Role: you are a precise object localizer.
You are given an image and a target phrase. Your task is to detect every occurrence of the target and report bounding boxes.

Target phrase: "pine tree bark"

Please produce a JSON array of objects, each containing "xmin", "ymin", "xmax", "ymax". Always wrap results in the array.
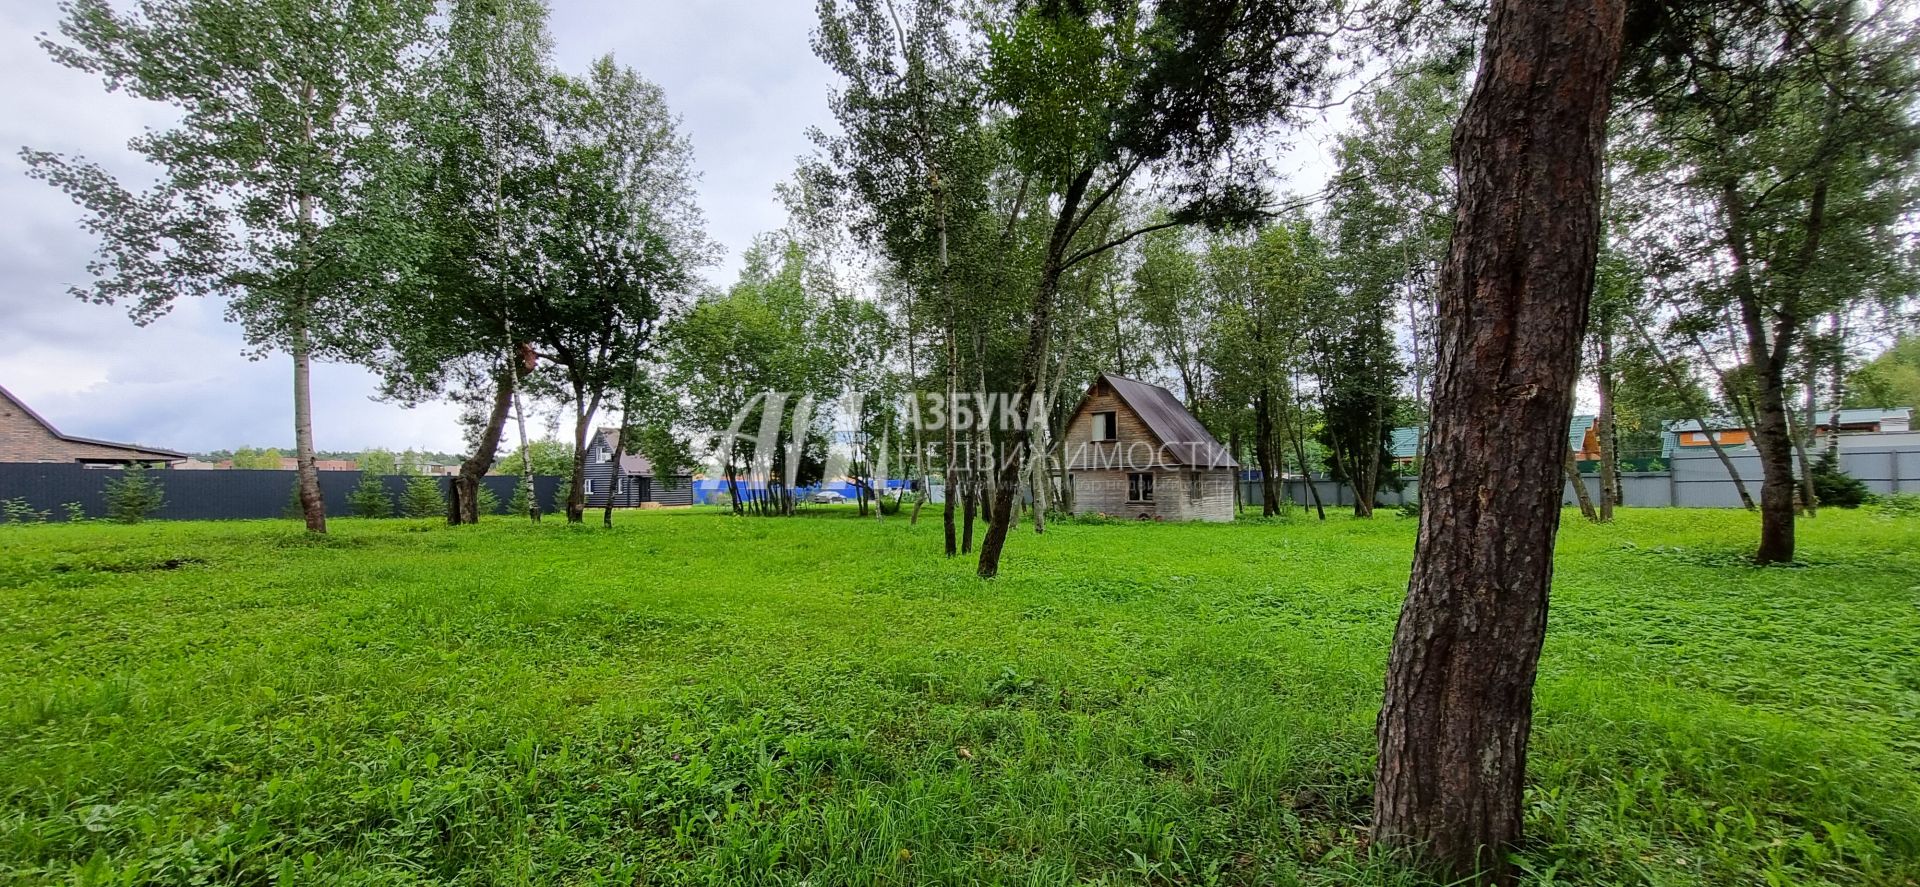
[{"xmin": 1372, "ymin": 0, "xmax": 1627, "ymax": 881}]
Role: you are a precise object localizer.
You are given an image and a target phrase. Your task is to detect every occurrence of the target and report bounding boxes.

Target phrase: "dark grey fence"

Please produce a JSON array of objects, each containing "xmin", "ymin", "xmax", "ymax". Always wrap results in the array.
[{"xmin": 0, "ymin": 464, "xmax": 563, "ymax": 522}]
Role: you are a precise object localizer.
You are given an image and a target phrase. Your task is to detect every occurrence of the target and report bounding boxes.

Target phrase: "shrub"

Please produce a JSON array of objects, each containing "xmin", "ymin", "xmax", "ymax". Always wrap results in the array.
[
  {"xmin": 348, "ymin": 475, "xmax": 392, "ymax": 518},
  {"xmin": 2, "ymin": 498, "xmax": 48, "ymax": 524},
  {"xmin": 62, "ymin": 502, "xmax": 88, "ymax": 522},
  {"xmin": 473, "ymin": 484, "xmax": 502, "ymax": 516},
  {"xmin": 1811, "ymin": 451, "xmax": 1869, "ymax": 509},
  {"xmin": 103, "ymin": 462, "xmax": 165, "ymax": 523},
  {"xmin": 400, "ymin": 476, "xmax": 445, "ymax": 518},
  {"xmin": 550, "ymin": 478, "xmax": 572, "ymax": 514},
  {"xmin": 1869, "ymin": 492, "xmax": 1920, "ymax": 518},
  {"xmin": 508, "ymin": 482, "xmax": 534, "ymax": 519}
]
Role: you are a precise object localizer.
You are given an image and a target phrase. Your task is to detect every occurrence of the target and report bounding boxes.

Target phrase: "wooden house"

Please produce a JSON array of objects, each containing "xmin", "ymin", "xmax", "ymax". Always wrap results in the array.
[
  {"xmin": 581, "ymin": 428, "xmax": 695, "ymax": 508},
  {"xmin": 1060, "ymin": 373, "xmax": 1237, "ymax": 521}
]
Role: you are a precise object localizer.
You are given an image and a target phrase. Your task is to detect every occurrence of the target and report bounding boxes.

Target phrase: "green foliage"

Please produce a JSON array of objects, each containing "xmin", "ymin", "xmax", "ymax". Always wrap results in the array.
[
  {"xmin": 61, "ymin": 503, "xmax": 88, "ymax": 523},
  {"xmin": 473, "ymin": 484, "xmax": 502, "ymax": 517},
  {"xmin": 0, "ymin": 510, "xmax": 1914, "ymax": 883},
  {"xmin": 400, "ymin": 476, "xmax": 445, "ymax": 518},
  {"xmin": 503, "ymin": 440, "xmax": 575, "ymax": 478},
  {"xmin": 1811, "ymin": 451, "xmax": 1870, "ymax": 509},
  {"xmin": 1869, "ymin": 492, "xmax": 1920, "ymax": 517},
  {"xmin": 358, "ymin": 448, "xmax": 401, "ymax": 476},
  {"xmin": 1847, "ymin": 335, "xmax": 1920, "ymax": 411},
  {"xmin": 283, "ymin": 481, "xmax": 305, "ymax": 520},
  {"xmin": 549, "ymin": 477, "xmax": 572, "ymax": 514},
  {"xmin": 662, "ymin": 238, "xmax": 838, "ymax": 509},
  {"xmin": 1, "ymin": 499, "xmax": 48, "ymax": 524},
  {"xmin": 507, "ymin": 482, "xmax": 535, "ymax": 519},
  {"xmin": 348, "ymin": 475, "xmax": 393, "ymax": 519},
  {"xmin": 102, "ymin": 463, "xmax": 165, "ymax": 524},
  {"xmin": 230, "ymin": 447, "xmax": 284, "ymax": 470}
]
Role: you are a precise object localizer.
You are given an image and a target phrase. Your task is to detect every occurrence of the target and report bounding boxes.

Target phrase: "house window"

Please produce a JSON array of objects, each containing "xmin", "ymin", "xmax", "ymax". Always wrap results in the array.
[
  {"xmin": 617, "ymin": 476, "xmax": 628, "ymax": 494},
  {"xmin": 1093, "ymin": 411, "xmax": 1118, "ymax": 441},
  {"xmin": 1128, "ymin": 472, "xmax": 1154, "ymax": 503},
  {"xmin": 596, "ymin": 446, "xmax": 611, "ymax": 463},
  {"xmin": 583, "ymin": 478, "xmax": 594, "ymax": 494}
]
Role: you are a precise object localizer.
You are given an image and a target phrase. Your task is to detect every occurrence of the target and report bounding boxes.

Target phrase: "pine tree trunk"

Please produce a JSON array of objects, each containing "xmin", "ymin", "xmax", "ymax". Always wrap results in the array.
[
  {"xmin": 1372, "ymin": 0, "xmax": 1627, "ymax": 880},
  {"xmin": 451, "ymin": 364, "xmax": 515, "ymax": 525}
]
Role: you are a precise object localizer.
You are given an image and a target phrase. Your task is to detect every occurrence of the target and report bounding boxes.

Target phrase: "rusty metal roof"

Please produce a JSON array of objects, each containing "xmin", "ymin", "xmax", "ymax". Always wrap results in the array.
[{"xmin": 1091, "ymin": 373, "xmax": 1238, "ymax": 469}]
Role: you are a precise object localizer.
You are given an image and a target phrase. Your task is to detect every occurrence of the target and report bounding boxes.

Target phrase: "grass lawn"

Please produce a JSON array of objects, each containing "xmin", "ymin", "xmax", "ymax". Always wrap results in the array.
[{"xmin": 1, "ymin": 507, "xmax": 1916, "ymax": 885}]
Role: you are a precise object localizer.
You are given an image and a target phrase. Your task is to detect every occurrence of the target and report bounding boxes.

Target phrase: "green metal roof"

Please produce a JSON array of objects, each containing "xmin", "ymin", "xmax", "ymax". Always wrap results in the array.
[{"xmin": 1390, "ymin": 416, "xmax": 1596, "ymax": 461}]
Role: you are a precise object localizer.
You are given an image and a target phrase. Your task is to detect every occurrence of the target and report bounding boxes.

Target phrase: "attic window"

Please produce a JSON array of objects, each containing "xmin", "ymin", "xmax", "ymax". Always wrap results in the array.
[
  {"xmin": 597, "ymin": 446, "xmax": 612, "ymax": 463},
  {"xmin": 1128, "ymin": 472, "xmax": 1154, "ymax": 503},
  {"xmin": 1093, "ymin": 411, "xmax": 1117, "ymax": 441}
]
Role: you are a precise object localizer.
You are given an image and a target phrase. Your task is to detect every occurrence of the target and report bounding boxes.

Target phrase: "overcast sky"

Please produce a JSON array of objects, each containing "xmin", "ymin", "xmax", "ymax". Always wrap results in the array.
[{"xmin": 0, "ymin": 1, "xmax": 1343, "ymax": 455}]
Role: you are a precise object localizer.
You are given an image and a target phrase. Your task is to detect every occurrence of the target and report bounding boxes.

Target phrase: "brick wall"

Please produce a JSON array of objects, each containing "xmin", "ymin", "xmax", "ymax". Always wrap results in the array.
[{"xmin": 0, "ymin": 393, "xmax": 169, "ymax": 463}]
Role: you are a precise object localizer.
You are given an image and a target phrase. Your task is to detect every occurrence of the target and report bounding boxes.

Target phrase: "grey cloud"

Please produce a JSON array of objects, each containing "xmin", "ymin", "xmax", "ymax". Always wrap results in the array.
[{"xmin": 0, "ymin": 0, "xmax": 829, "ymax": 454}]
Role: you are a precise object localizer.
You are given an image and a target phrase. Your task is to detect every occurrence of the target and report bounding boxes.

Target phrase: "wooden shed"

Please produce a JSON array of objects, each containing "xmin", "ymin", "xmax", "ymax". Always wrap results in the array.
[{"xmin": 1060, "ymin": 373, "xmax": 1238, "ymax": 522}]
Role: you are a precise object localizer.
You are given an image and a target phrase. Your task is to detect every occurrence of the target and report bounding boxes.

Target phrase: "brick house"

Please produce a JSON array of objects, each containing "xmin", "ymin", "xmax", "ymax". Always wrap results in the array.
[
  {"xmin": 0, "ymin": 383, "xmax": 186, "ymax": 466},
  {"xmin": 1060, "ymin": 373, "xmax": 1237, "ymax": 522}
]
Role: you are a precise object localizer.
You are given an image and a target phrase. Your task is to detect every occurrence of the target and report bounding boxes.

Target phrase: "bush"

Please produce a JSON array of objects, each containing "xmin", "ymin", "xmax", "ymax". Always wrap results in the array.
[
  {"xmin": 2, "ymin": 498, "xmax": 48, "ymax": 524},
  {"xmin": 1811, "ymin": 451, "xmax": 1869, "ymax": 509},
  {"xmin": 550, "ymin": 478, "xmax": 572, "ymax": 514},
  {"xmin": 1868, "ymin": 492, "xmax": 1920, "ymax": 518},
  {"xmin": 508, "ymin": 482, "xmax": 534, "ymax": 519},
  {"xmin": 62, "ymin": 502, "xmax": 88, "ymax": 522},
  {"xmin": 103, "ymin": 462, "xmax": 165, "ymax": 523},
  {"xmin": 348, "ymin": 475, "xmax": 392, "ymax": 518},
  {"xmin": 401, "ymin": 476, "xmax": 445, "ymax": 518}
]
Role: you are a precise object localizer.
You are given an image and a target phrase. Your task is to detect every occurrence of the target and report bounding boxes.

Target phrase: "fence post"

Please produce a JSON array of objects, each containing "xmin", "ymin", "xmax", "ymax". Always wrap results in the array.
[
  {"xmin": 1894, "ymin": 451, "xmax": 1902, "ymax": 494},
  {"xmin": 1667, "ymin": 463, "xmax": 1677, "ymax": 507}
]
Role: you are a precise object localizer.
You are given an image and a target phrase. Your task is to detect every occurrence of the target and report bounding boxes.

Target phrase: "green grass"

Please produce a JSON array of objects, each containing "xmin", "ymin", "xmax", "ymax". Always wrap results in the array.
[{"xmin": 1, "ymin": 507, "xmax": 1916, "ymax": 885}]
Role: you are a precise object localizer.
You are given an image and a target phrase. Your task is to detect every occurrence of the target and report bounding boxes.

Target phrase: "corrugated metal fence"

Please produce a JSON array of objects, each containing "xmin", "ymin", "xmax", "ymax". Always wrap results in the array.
[
  {"xmin": 1239, "ymin": 438, "xmax": 1920, "ymax": 510},
  {"xmin": 0, "ymin": 464, "xmax": 564, "ymax": 522}
]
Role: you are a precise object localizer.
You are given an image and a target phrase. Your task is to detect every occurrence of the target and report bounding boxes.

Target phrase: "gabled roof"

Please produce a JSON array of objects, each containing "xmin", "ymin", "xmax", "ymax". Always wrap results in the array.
[
  {"xmin": 1567, "ymin": 414, "xmax": 1597, "ymax": 451},
  {"xmin": 1664, "ymin": 407, "xmax": 1912, "ymax": 434},
  {"xmin": 1077, "ymin": 373, "xmax": 1237, "ymax": 468},
  {"xmin": 1389, "ymin": 426, "xmax": 1424, "ymax": 459},
  {"xmin": 590, "ymin": 427, "xmax": 655, "ymax": 475},
  {"xmin": 0, "ymin": 382, "xmax": 187, "ymax": 460}
]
